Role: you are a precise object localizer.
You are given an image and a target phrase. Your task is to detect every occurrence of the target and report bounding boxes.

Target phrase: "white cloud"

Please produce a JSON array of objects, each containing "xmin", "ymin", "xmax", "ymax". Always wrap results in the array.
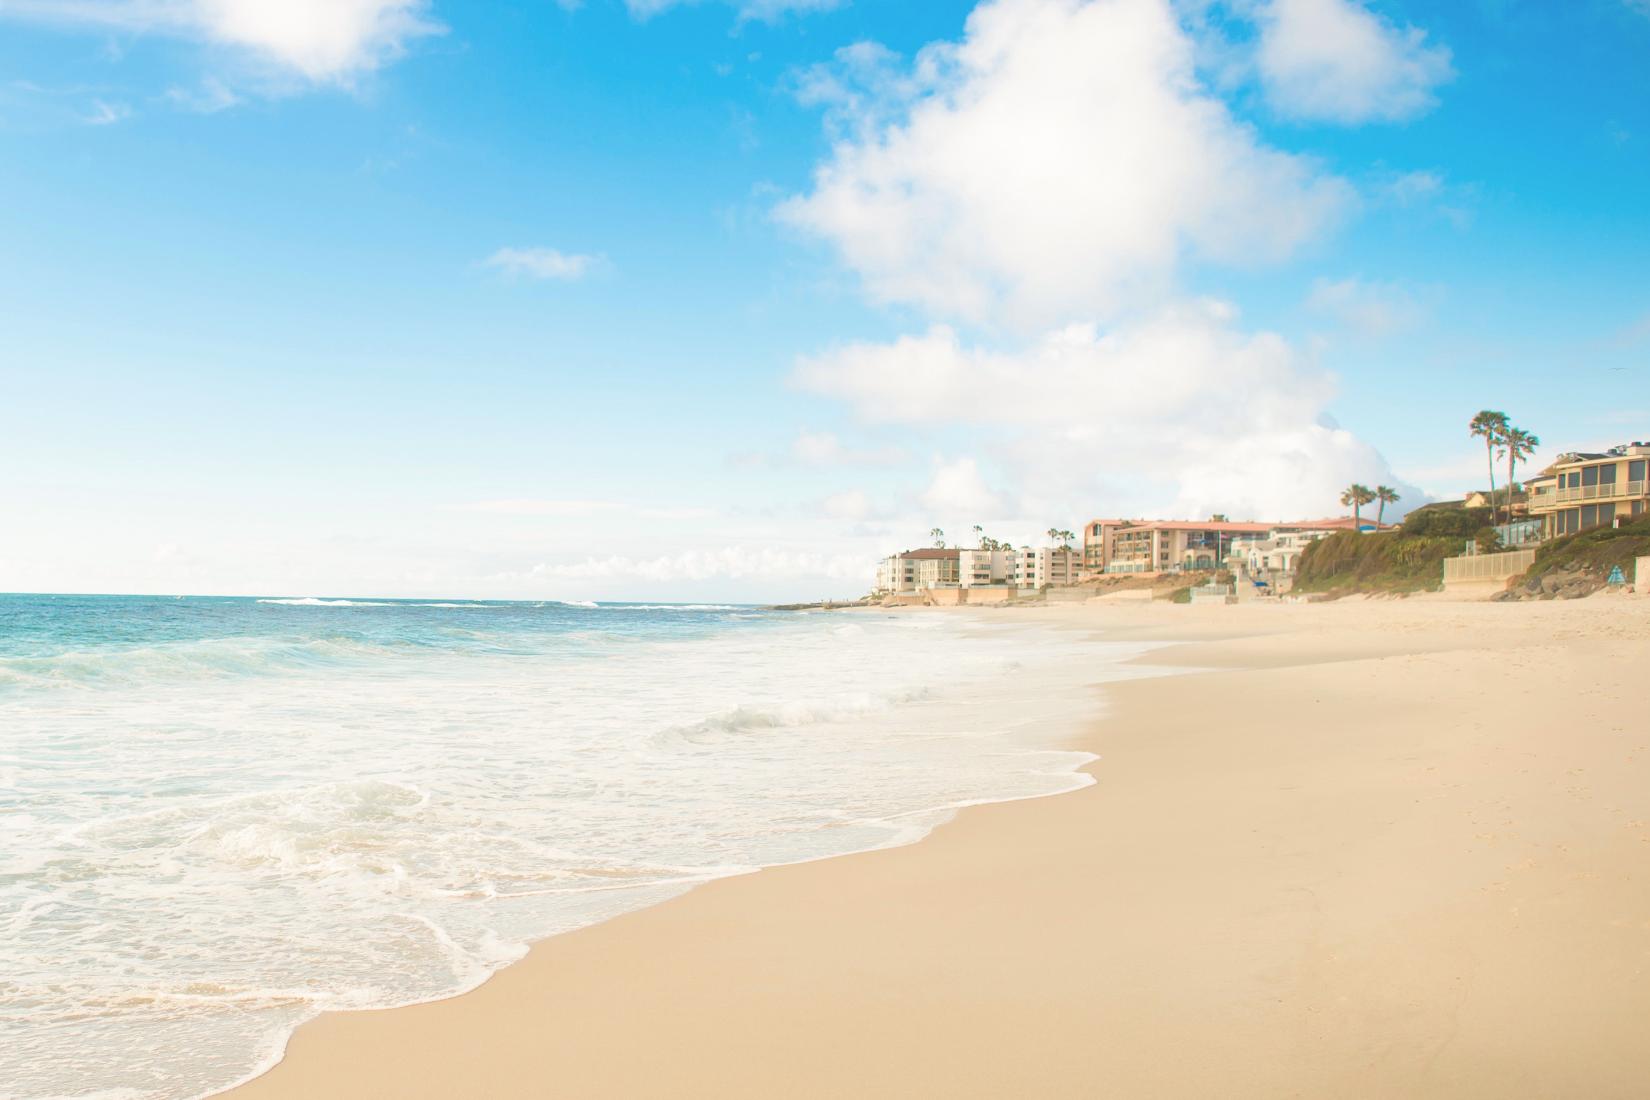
[
  {"xmin": 796, "ymin": 301, "xmax": 1407, "ymax": 521},
  {"xmin": 522, "ymin": 546, "xmax": 866, "ymax": 583},
  {"xmin": 922, "ymin": 457, "xmax": 1004, "ymax": 516},
  {"xmin": 467, "ymin": 499, "xmax": 717, "ymax": 522},
  {"xmin": 624, "ymin": 0, "xmax": 844, "ymax": 21},
  {"xmin": 1370, "ymin": 166, "xmax": 1473, "ymax": 229},
  {"xmin": 778, "ymin": 0, "xmax": 1351, "ymax": 328},
  {"xmin": 637, "ymin": 505, "xmax": 720, "ymax": 521},
  {"xmin": 730, "ymin": 429, "xmax": 908, "ymax": 469},
  {"xmin": 483, "ymin": 247, "xmax": 603, "ymax": 281},
  {"xmin": 1306, "ymin": 276, "xmax": 1423, "ymax": 337},
  {"xmin": 1608, "ymin": 312, "xmax": 1650, "ymax": 350},
  {"xmin": 162, "ymin": 76, "xmax": 241, "ymax": 113},
  {"xmin": 797, "ymin": 301, "xmax": 1323, "ymax": 429},
  {"xmin": 1378, "ymin": 168, "xmax": 1443, "ymax": 204},
  {"xmin": 776, "ymin": 0, "xmax": 1419, "ymax": 526},
  {"xmin": 469, "ymin": 499, "xmax": 625, "ymax": 517},
  {"xmin": 1253, "ymin": 0, "xmax": 1452, "ymax": 123},
  {"xmin": 790, "ymin": 430, "xmax": 906, "ymax": 466},
  {"xmin": 793, "ymin": 429, "xmax": 851, "ymax": 464},
  {"xmin": 1, "ymin": 0, "xmax": 442, "ymax": 84},
  {"xmin": 822, "ymin": 489, "xmax": 872, "ymax": 519},
  {"xmin": 82, "ymin": 98, "xmax": 132, "ymax": 125}
]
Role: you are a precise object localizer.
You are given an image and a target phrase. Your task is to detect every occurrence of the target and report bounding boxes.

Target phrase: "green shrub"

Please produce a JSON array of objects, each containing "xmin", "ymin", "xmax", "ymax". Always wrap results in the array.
[
  {"xmin": 1294, "ymin": 530, "xmax": 1458, "ymax": 596},
  {"xmin": 1402, "ymin": 506, "xmax": 1492, "ymax": 538},
  {"xmin": 1522, "ymin": 515, "xmax": 1650, "ymax": 583}
]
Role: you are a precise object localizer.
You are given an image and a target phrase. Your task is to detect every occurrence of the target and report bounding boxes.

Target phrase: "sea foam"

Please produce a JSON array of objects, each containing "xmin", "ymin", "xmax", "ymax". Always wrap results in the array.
[{"xmin": 0, "ymin": 595, "xmax": 1160, "ymax": 1099}]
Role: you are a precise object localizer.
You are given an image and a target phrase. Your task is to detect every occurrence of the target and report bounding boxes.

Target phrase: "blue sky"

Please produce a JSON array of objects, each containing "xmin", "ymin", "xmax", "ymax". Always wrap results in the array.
[{"xmin": 1, "ymin": 0, "xmax": 1647, "ymax": 600}]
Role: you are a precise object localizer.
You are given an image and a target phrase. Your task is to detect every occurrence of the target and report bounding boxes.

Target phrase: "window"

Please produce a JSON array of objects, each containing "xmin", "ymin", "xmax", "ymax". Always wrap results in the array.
[
  {"xmin": 1600, "ymin": 464, "xmax": 1618, "ymax": 486},
  {"xmin": 1582, "ymin": 466, "xmax": 1599, "ymax": 487},
  {"xmin": 1631, "ymin": 460, "xmax": 1646, "ymax": 482},
  {"xmin": 1601, "ymin": 503, "xmax": 1616, "ymax": 527},
  {"xmin": 1581, "ymin": 505, "xmax": 1597, "ymax": 529}
]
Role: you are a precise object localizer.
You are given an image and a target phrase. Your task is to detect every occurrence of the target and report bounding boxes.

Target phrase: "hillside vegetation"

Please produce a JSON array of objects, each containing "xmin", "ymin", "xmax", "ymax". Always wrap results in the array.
[
  {"xmin": 1292, "ymin": 529, "xmax": 1459, "ymax": 596},
  {"xmin": 1293, "ymin": 504, "xmax": 1524, "ymax": 597},
  {"xmin": 1501, "ymin": 515, "xmax": 1650, "ymax": 599}
]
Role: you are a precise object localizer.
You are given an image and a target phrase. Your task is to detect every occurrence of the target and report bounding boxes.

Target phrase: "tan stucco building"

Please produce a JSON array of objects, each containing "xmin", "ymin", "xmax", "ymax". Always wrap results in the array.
[
  {"xmin": 1082, "ymin": 516, "xmax": 1386, "ymax": 576},
  {"xmin": 1013, "ymin": 546, "xmax": 1082, "ymax": 588},
  {"xmin": 874, "ymin": 548, "xmax": 961, "ymax": 594},
  {"xmin": 1528, "ymin": 443, "xmax": 1650, "ymax": 537}
]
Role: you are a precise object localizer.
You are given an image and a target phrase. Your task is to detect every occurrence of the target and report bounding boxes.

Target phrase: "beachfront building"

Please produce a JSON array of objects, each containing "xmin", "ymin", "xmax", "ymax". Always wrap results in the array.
[
  {"xmin": 1082, "ymin": 519, "xmax": 1129, "ymax": 573},
  {"xmin": 1463, "ymin": 487, "xmax": 1530, "ymax": 516},
  {"xmin": 1101, "ymin": 521, "xmax": 1274, "ymax": 573},
  {"xmin": 957, "ymin": 548, "xmax": 1015, "ymax": 588},
  {"xmin": 1528, "ymin": 443, "xmax": 1650, "ymax": 537},
  {"xmin": 874, "ymin": 548, "xmax": 961, "ymax": 594},
  {"xmin": 1083, "ymin": 517, "xmax": 1381, "ymax": 575},
  {"xmin": 1234, "ymin": 529, "xmax": 1332, "ymax": 576},
  {"xmin": 1525, "ymin": 473, "xmax": 1557, "ymax": 516},
  {"xmin": 1013, "ymin": 546, "xmax": 1082, "ymax": 588},
  {"xmin": 876, "ymin": 545, "xmax": 1082, "ymax": 593}
]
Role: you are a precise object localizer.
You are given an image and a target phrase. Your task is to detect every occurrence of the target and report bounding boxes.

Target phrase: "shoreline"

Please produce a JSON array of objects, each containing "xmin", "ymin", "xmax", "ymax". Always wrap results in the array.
[{"xmin": 228, "ymin": 597, "xmax": 1650, "ymax": 1098}]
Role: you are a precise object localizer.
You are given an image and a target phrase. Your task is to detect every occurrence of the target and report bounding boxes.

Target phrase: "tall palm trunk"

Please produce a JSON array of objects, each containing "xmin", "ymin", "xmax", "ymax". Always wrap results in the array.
[
  {"xmin": 1353, "ymin": 500, "xmax": 1361, "ymax": 532},
  {"xmin": 1506, "ymin": 449, "xmax": 1517, "ymax": 529},
  {"xmin": 1484, "ymin": 438, "xmax": 1499, "ymax": 526},
  {"xmin": 1376, "ymin": 499, "xmax": 1386, "ymax": 528}
]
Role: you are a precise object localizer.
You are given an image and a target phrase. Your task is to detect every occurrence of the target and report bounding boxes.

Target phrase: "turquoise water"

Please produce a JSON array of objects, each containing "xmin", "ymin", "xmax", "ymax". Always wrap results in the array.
[{"xmin": 0, "ymin": 594, "xmax": 1120, "ymax": 1098}]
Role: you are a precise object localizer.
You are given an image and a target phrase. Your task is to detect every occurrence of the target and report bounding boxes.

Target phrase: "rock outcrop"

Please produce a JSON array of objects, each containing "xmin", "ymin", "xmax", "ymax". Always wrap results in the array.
[{"xmin": 1496, "ymin": 563, "xmax": 1607, "ymax": 601}]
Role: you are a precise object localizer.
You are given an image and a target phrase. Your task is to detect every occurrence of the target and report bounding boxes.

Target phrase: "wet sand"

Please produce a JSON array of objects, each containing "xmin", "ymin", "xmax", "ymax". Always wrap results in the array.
[{"xmin": 228, "ymin": 596, "xmax": 1650, "ymax": 1099}]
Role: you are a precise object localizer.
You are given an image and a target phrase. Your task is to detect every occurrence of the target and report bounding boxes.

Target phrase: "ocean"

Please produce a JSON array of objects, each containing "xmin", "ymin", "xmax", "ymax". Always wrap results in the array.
[{"xmin": 0, "ymin": 594, "xmax": 1148, "ymax": 1098}]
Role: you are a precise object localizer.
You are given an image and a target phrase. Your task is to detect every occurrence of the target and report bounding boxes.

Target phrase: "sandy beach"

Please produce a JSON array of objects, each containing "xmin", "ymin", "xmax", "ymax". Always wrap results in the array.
[{"xmin": 227, "ymin": 595, "xmax": 1650, "ymax": 1099}]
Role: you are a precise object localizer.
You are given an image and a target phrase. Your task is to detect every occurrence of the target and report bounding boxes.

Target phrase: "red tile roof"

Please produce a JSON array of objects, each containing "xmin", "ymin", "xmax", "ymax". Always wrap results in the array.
[
  {"xmin": 1087, "ymin": 516, "xmax": 1393, "ymax": 535},
  {"xmin": 1109, "ymin": 520, "xmax": 1275, "ymax": 534},
  {"xmin": 1282, "ymin": 517, "xmax": 1394, "ymax": 531}
]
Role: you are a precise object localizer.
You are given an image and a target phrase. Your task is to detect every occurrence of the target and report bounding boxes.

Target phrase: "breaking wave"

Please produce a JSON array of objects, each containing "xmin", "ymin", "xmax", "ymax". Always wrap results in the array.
[
  {"xmin": 0, "ymin": 595, "xmax": 1138, "ymax": 1100},
  {"xmin": 255, "ymin": 598, "xmax": 394, "ymax": 607},
  {"xmin": 608, "ymin": 603, "xmax": 741, "ymax": 612},
  {"xmin": 0, "ymin": 636, "xmax": 407, "ymax": 691}
]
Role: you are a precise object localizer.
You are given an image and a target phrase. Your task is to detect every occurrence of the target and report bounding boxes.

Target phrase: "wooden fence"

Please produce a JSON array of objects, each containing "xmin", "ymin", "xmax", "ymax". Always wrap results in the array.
[{"xmin": 1441, "ymin": 548, "xmax": 1537, "ymax": 585}]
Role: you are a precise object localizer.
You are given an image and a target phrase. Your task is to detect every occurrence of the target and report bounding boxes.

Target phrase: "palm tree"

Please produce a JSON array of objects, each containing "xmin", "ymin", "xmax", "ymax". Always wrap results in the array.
[
  {"xmin": 1341, "ymin": 483, "xmax": 1376, "ymax": 531},
  {"xmin": 1503, "ymin": 427, "xmax": 1539, "ymax": 526},
  {"xmin": 929, "ymin": 527, "xmax": 945, "ymax": 549},
  {"xmin": 1469, "ymin": 410, "xmax": 1509, "ymax": 523},
  {"xmin": 1046, "ymin": 527, "xmax": 1061, "ymax": 546},
  {"xmin": 1374, "ymin": 485, "xmax": 1400, "ymax": 528}
]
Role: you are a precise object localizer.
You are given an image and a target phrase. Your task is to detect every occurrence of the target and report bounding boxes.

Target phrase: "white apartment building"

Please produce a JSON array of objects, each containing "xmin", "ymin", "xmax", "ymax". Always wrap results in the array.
[
  {"xmin": 1013, "ymin": 546, "xmax": 1082, "ymax": 588},
  {"xmin": 1232, "ymin": 530, "xmax": 1331, "ymax": 576},
  {"xmin": 874, "ymin": 548, "xmax": 962, "ymax": 594},
  {"xmin": 877, "ymin": 545, "xmax": 1082, "ymax": 593},
  {"xmin": 874, "ymin": 555, "xmax": 906, "ymax": 594},
  {"xmin": 956, "ymin": 548, "xmax": 1012, "ymax": 587}
]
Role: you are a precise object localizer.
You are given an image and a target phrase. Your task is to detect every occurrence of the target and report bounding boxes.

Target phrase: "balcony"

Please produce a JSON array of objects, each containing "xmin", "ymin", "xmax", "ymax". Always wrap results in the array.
[{"xmin": 1553, "ymin": 479, "xmax": 1646, "ymax": 504}]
